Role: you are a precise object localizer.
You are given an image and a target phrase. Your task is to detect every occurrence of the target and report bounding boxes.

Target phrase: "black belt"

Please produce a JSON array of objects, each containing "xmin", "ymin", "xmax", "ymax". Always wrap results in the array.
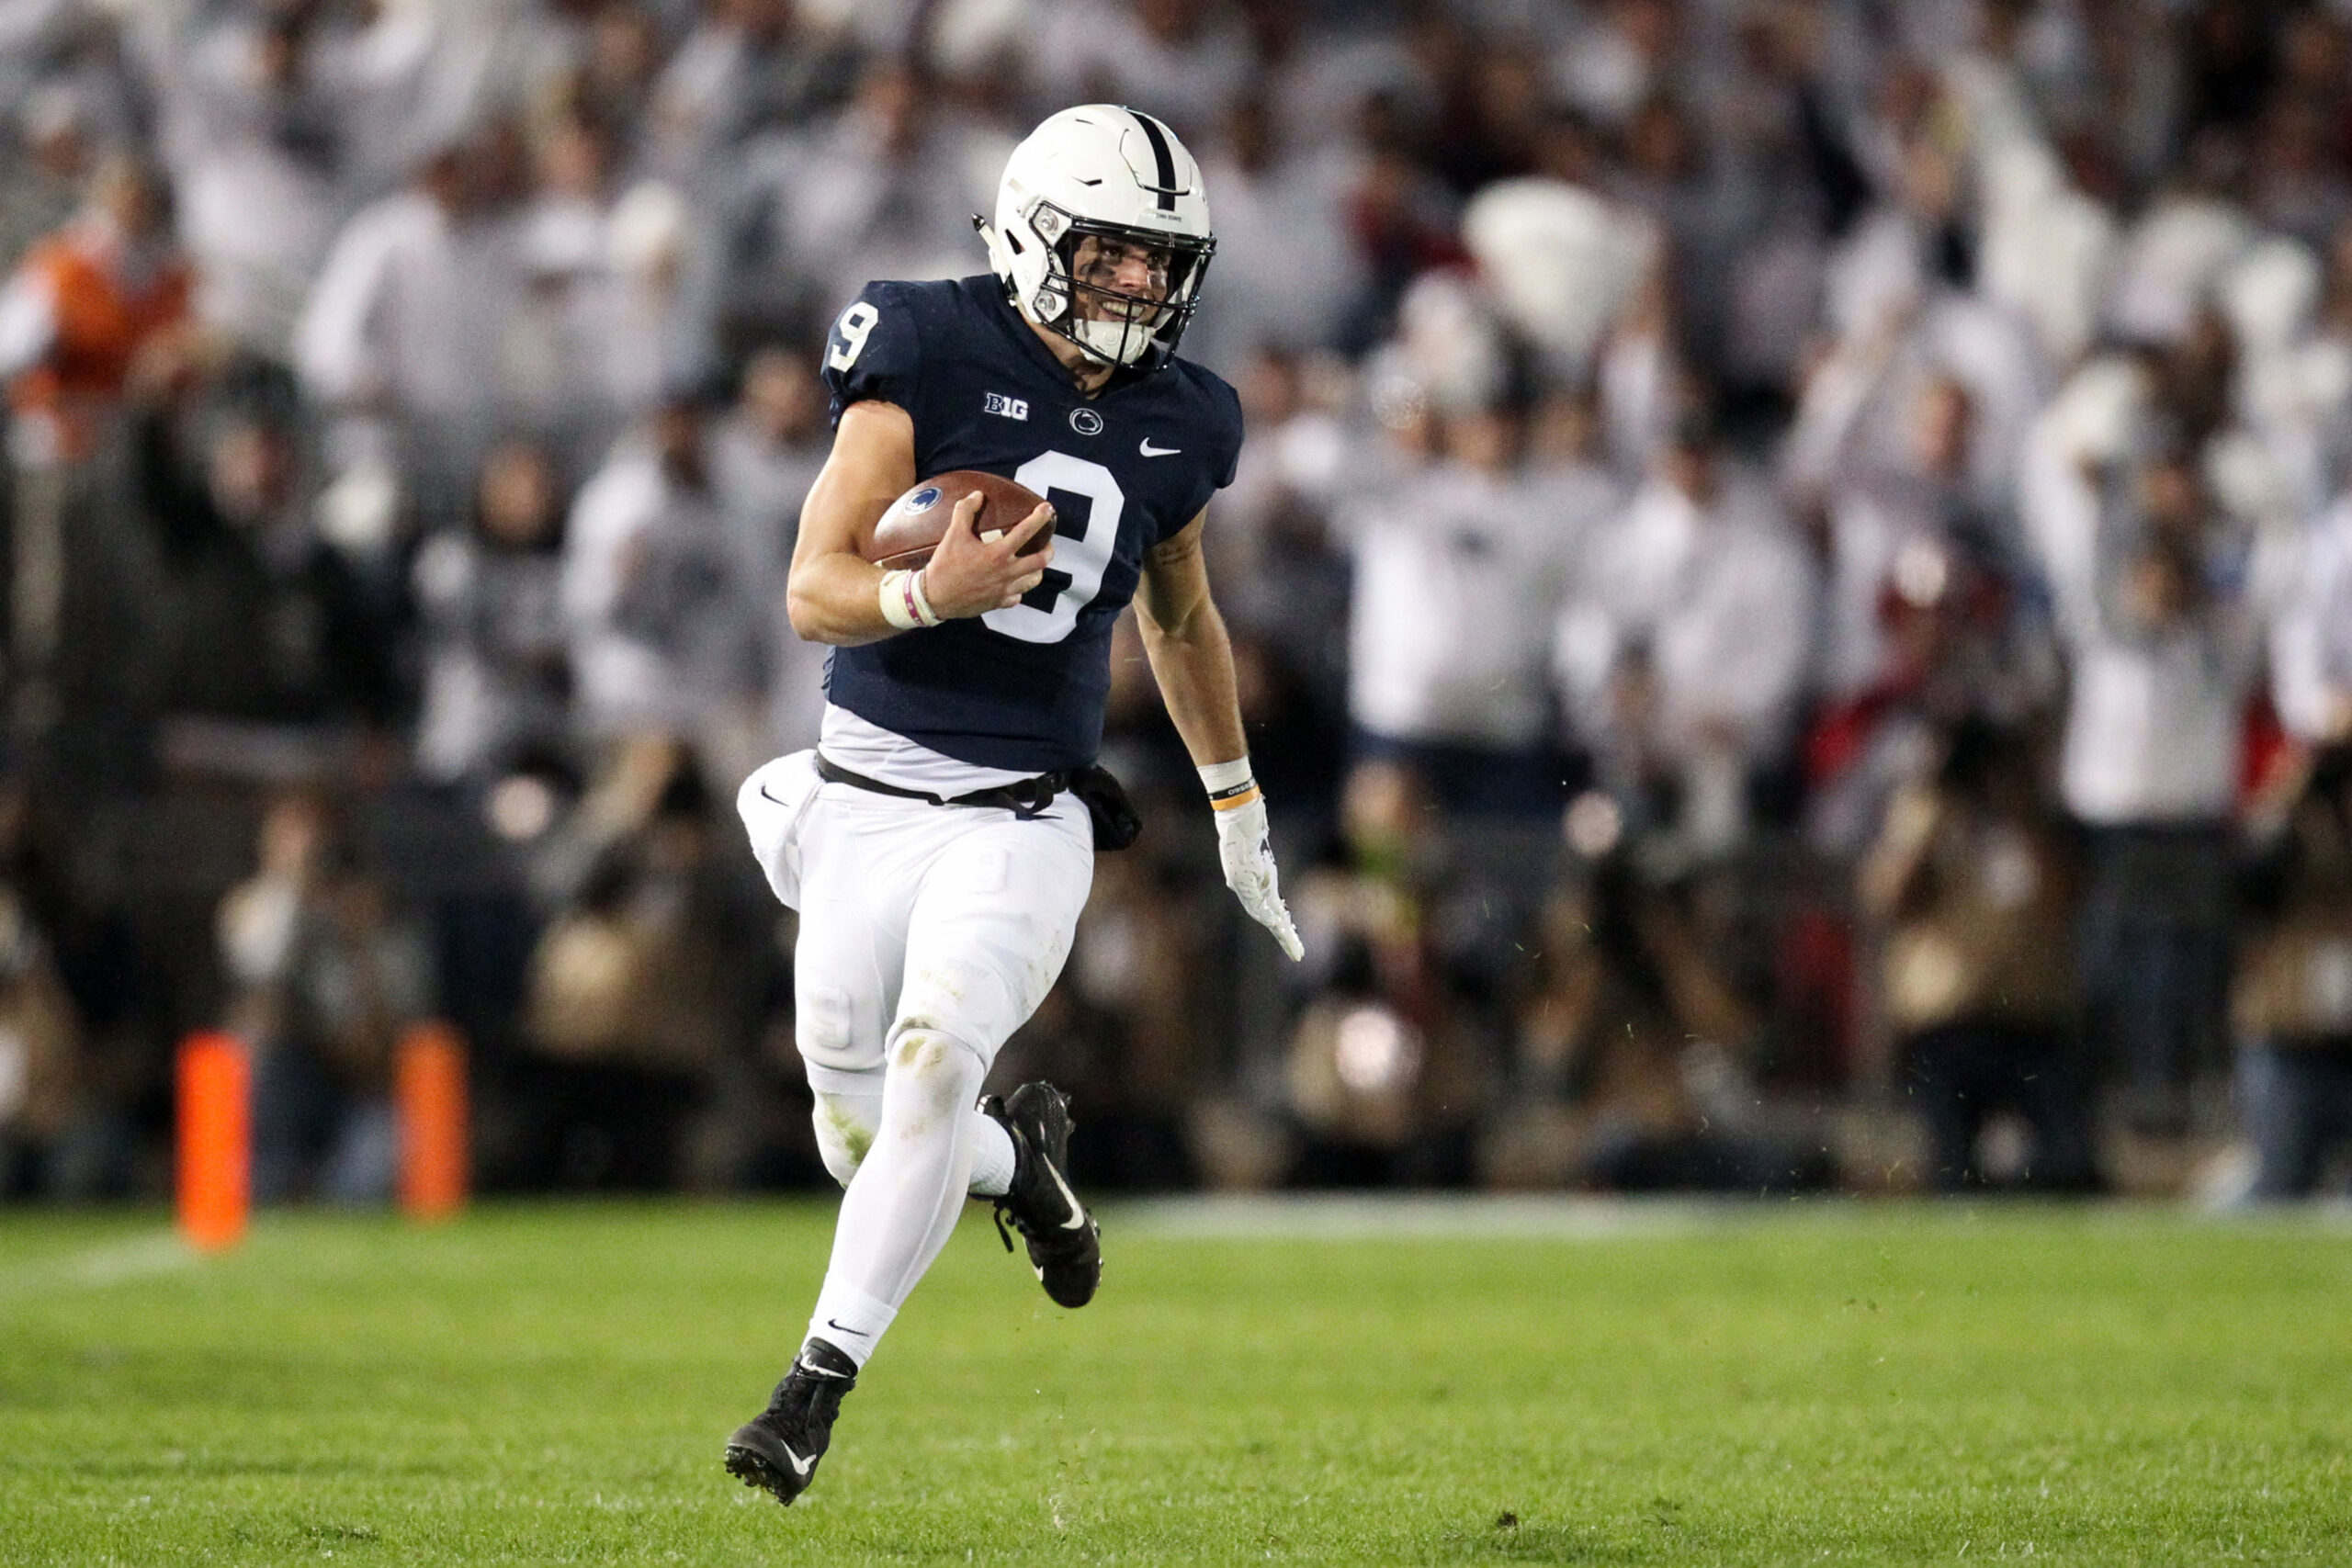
[{"xmin": 815, "ymin": 753, "xmax": 1069, "ymax": 818}]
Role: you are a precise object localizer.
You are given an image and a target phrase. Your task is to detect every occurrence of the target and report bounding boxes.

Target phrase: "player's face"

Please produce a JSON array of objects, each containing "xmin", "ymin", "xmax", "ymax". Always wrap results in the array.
[{"xmin": 1069, "ymin": 234, "xmax": 1173, "ymax": 323}]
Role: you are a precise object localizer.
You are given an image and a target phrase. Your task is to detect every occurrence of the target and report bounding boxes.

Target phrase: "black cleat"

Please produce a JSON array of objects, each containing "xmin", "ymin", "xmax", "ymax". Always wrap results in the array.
[
  {"xmin": 980, "ymin": 1082, "xmax": 1102, "ymax": 1308},
  {"xmin": 723, "ymin": 1338, "xmax": 857, "ymax": 1506}
]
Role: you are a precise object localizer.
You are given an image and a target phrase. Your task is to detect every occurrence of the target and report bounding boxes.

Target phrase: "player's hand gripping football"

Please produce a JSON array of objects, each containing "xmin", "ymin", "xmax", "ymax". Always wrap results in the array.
[
  {"xmin": 1214, "ymin": 795, "xmax": 1305, "ymax": 961},
  {"xmin": 920, "ymin": 491, "xmax": 1056, "ymax": 618}
]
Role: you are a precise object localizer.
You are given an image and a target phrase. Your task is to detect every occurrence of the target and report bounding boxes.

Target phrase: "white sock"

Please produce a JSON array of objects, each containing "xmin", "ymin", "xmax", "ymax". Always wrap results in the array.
[
  {"xmin": 808, "ymin": 1026, "xmax": 989, "ymax": 1362},
  {"xmin": 805, "ymin": 1283, "xmax": 896, "ymax": 1370},
  {"xmin": 967, "ymin": 1107, "xmax": 1015, "ymax": 1198}
]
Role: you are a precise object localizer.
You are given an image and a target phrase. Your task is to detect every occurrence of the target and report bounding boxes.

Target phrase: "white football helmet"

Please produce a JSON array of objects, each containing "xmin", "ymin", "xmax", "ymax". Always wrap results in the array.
[{"xmin": 978, "ymin": 105, "xmax": 1216, "ymax": 368}]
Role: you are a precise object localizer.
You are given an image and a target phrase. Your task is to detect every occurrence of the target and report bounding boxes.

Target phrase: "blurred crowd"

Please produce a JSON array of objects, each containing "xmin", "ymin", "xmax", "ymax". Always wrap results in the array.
[{"xmin": 3, "ymin": 0, "xmax": 2352, "ymax": 1206}]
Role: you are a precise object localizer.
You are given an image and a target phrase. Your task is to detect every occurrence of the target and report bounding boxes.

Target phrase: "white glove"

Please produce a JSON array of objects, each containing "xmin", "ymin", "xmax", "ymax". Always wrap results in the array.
[{"xmin": 1202, "ymin": 761, "xmax": 1304, "ymax": 961}]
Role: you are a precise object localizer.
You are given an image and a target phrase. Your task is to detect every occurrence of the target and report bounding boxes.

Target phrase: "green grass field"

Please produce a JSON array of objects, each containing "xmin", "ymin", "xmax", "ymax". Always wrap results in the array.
[{"xmin": 2, "ymin": 1199, "xmax": 2347, "ymax": 1565}]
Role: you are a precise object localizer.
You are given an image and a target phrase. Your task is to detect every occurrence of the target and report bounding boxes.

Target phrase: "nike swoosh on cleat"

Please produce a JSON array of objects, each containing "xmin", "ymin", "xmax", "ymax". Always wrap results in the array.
[
  {"xmin": 781, "ymin": 1445, "xmax": 816, "ymax": 1478},
  {"xmin": 1138, "ymin": 438, "xmax": 1182, "ymax": 457},
  {"xmin": 1043, "ymin": 1157, "xmax": 1090, "ymax": 1229}
]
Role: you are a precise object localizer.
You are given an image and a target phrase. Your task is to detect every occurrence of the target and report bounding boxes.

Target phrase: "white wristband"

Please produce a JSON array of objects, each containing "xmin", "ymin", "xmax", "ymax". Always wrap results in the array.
[
  {"xmin": 878, "ymin": 568, "xmax": 941, "ymax": 631},
  {"xmin": 1198, "ymin": 757, "xmax": 1260, "ymax": 812},
  {"xmin": 1197, "ymin": 758, "xmax": 1253, "ymax": 793}
]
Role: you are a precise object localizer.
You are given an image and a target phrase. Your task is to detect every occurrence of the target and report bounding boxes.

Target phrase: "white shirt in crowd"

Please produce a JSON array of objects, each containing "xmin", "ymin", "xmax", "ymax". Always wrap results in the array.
[
  {"xmin": 2020, "ymin": 356, "xmax": 2279, "ymax": 824},
  {"xmin": 1186, "ymin": 141, "xmax": 1367, "ymax": 378},
  {"xmin": 150, "ymin": 18, "xmax": 347, "ymax": 361},
  {"xmin": 1341, "ymin": 456, "xmax": 1595, "ymax": 752},
  {"xmin": 733, "ymin": 105, "xmax": 1007, "ymax": 324},
  {"xmin": 296, "ymin": 188, "xmax": 524, "ymax": 424},
  {"xmin": 2272, "ymin": 495, "xmax": 2352, "ymax": 744},
  {"xmin": 709, "ymin": 412, "xmax": 828, "ymax": 755},
  {"xmin": 2039, "ymin": 502, "xmax": 2263, "ymax": 827},
  {"xmin": 2059, "ymin": 618, "xmax": 2262, "ymax": 827},
  {"xmin": 1818, "ymin": 469, "xmax": 1990, "ymax": 701},
  {"xmin": 1556, "ymin": 468, "xmax": 1817, "ymax": 765},
  {"xmin": 560, "ymin": 445, "xmax": 762, "ymax": 739}
]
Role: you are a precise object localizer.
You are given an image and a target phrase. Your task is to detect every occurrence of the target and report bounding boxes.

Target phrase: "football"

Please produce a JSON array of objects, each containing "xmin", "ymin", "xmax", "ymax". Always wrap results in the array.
[{"xmin": 867, "ymin": 469, "xmax": 1054, "ymax": 570}]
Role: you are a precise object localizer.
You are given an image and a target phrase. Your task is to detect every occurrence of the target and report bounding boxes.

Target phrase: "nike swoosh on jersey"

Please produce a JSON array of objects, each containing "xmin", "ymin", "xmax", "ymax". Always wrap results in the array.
[
  {"xmin": 1138, "ymin": 438, "xmax": 1182, "ymax": 457},
  {"xmin": 1044, "ymin": 1156, "xmax": 1090, "ymax": 1229}
]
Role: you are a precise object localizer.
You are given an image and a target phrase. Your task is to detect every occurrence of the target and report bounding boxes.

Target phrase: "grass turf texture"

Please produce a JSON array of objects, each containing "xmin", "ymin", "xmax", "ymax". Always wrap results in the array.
[{"xmin": 1, "ymin": 1202, "xmax": 2347, "ymax": 1564}]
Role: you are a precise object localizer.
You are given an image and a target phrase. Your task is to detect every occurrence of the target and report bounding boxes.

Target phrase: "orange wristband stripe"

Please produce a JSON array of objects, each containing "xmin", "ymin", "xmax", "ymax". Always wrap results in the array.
[{"xmin": 1209, "ymin": 784, "xmax": 1262, "ymax": 811}]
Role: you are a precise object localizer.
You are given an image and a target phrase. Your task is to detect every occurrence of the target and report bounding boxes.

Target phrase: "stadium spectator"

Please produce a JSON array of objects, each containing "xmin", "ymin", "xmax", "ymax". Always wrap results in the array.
[
  {"xmin": 134, "ymin": 389, "xmax": 397, "ymax": 733},
  {"xmin": 2272, "ymin": 479, "xmax": 2352, "ymax": 750},
  {"xmin": 1, "ymin": 152, "xmax": 193, "ymax": 726},
  {"xmin": 1556, "ymin": 403, "xmax": 1815, "ymax": 857},
  {"xmin": 1487, "ymin": 826, "xmax": 1830, "ymax": 1193},
  {"xmin": 296, "ymin": 130, "xmax": 528, "ymax": 527},
  {"xmin": 514, "ymin": 109, "xmax": 717, "ymax": 465},
  {"xmin": 1804, "ymin": 377, "xmax": 2057, "ymax": 854},
  {"xmin": 149, "ymin": 3, "xmax": 350, "ymax": 365},
  {"xmin": 2232, "ymin": 747, "xmax": 2352, "ymax": 1199},
  {"xmin": 1285, "ymin": 761, "xmax": 1489, "ymax": 1186},
  {"xmin": 560, "ymin": 387, "xmax": 765, "ymax": 786},
  {"xmin": 0, "ymin": 84, "xmax": 96, "ymax": 276},
  {"xmin": 1183, "ymin": 87, "xmax": 1366, "ymax": 377},
  {"xmin": 0, "ymin": 770, "xmax": 143, "ymax": 1200},
  {"xmin": 220, "ymin": 791, "xmax": 433, "ymax": 1205},
  {"xmin": 1210, "ymin": 346, "xmax": 1357, "ymax": 817},
  {"xmin": 720, "ymin": 57, "xmax": 1010, "ymax": 341},
  {"xmin": 2038, "ymin": 424, "xmax": 2269, "ymax": 1129},
  {"xmin": 707, "ymin": 345, "xmax": 827, "ymax": 754},
  {"xmin": 519, "ymin": 741, "xmax": 760, "ymax": 1190},
  {"xmin": 1554, "ymin": 0, "xmax": 1686, "ymax": 134},
  {"xmin": 413, "ymin": 436, "xmax": 573, "ymax": 785},
  {"xmin": 570, "ymin": 2, "xmax": 668, "ymax": 153},
  {"xmin": 1860, "ymin": 718, "xmax": 2098, "ymax": 1191},
  {"xmin": 1784, "ymin": 135, "xmax": 2049, "ymax": 526},
  {"xmin": 0, "ymin": 812, "xmax": 89, "ymax": 1197},
  {"xmin": 1339, "ymin": 392, "xmax": 1589, "ymax": 818}
]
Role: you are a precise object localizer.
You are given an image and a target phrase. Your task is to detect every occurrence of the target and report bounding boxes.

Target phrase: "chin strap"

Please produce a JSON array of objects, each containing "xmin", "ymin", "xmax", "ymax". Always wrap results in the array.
[
  {"xmin": 1071, "ymin": 314, "xmax": 1154, "ymax": 367},
  {"xmin": 973, "ymin": 212, "xmax": 1014, "ymax": 282}
]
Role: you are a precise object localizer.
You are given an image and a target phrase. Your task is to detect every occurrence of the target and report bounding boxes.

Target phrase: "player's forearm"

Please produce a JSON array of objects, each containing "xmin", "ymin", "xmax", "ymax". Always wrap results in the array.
[
  {"xmin": 786, "ymin": 553, "xmax": 900, "ymax": 647},
  {"xmin": 1138, "ymin": 601, "xmax": 1248, "ymax": 765}
]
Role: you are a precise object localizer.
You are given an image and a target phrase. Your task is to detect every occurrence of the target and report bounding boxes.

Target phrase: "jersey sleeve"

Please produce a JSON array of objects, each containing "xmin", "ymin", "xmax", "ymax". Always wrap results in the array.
[
  {"xmin": 821, "ymin": 282, "xmax": 923, "ymax": 425},
  {"xmin": 1172, "ymin": 370, "xmax": 1246, "ymax": 540}
]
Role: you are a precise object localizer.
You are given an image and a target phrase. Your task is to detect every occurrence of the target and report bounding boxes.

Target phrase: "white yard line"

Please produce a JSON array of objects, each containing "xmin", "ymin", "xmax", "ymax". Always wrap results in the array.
[{"xmin": 0, "ymin": 1231, "xmax": 195, "ymax": 1299}]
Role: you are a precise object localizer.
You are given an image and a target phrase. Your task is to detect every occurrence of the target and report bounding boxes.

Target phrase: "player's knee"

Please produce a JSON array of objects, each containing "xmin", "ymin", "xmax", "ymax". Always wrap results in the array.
[
  {"xmin": 809, "ymin": 1091, "xmax": 879, "ymax": 1189},
  {"xmin": 896, "ymin": 955, "xmax": 1018, "ymax": 1058},
  {"xmin": 884, "ymin": 1021, "xmax": 989, "ymax": 1118}
]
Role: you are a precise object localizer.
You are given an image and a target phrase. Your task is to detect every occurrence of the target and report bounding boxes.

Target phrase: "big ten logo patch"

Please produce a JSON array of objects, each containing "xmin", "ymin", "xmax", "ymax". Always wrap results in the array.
[{"xmin": 985, "ymin": 392, "xmax": 1030, "ymax": 421}]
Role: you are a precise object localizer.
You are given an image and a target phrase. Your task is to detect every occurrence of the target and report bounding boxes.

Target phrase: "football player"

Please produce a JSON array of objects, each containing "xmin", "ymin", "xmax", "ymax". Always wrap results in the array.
[{"xmin": 724, "ymin": 106, "xmax": 1304, "ymax": 1506}]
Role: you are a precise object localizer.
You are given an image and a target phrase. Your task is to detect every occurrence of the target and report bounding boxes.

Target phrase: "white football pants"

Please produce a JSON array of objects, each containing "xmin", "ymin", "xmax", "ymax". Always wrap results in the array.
[{"xmin": 738, "ymin": 751, "xmax": 1094, "ymax": 1363}]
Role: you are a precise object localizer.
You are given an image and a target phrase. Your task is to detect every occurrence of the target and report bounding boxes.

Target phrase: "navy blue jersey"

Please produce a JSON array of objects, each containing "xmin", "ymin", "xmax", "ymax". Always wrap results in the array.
[{"xmin": 818, "ymin": 275, "xmax": 1244, "ymax": 773}]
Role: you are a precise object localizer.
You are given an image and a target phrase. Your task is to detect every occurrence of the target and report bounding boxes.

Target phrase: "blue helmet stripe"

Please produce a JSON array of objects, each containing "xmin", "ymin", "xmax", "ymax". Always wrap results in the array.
[{"xmin": 1127, "ymin": 108, "xmax": 1179, "ymax": 212}]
